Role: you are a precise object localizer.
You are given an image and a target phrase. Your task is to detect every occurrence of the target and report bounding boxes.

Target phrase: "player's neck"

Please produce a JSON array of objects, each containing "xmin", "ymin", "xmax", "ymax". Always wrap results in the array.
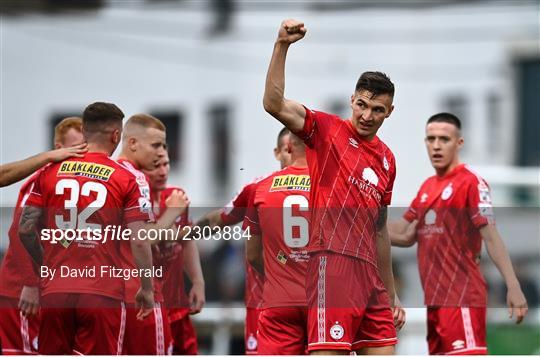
[
  {"xmin": 86, "ymin": 143, "xmax": 113, "ymax": 156},
  {"xmin": 289, "ymin": 156, "xmax": 307, "ymax": 168},
  {"xmin": 117, "ymin": 152, "xmax": 140, "ymax": 169},
  {"xmin": 435, "ymin": 160, "xmax": 461, "ymax": 177}
]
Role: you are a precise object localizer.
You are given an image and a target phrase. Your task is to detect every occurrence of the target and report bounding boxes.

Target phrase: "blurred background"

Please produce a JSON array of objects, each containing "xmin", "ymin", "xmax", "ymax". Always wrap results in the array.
[{"xmin": 1, "ymin": 0, "xmax": 539, "ymax": 354}]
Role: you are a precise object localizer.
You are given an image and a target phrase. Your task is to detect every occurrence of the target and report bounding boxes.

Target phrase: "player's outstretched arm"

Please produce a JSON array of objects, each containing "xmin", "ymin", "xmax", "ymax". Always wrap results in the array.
[
  {"xmin": 263, "ymin": 19, "xmax": 307, "ymax": 133},
  {"xmin": 194, "ymin": 209, "xmax": 225, "ymax": 229},
  {"xmin": 388, "ymin": 218, "xmax": 418, "ymax": 247},
  {"xmin": 481, "ymin": 225, "xmax": 528, "ymax": 323},
  {"xmin": 0, "ymin": 143, "xmax": 87, "ymax": 187},
  {"xmin": 127, "ymin": 220, "xmax": 156, "ymax": 320},
  {"xmin": 375, "ymin": 207, "xmax": 396, "ymax": 306},
  {"xmin": 183, "ymin": 240, "xmax": 205, "ymax": 314},
  {"xmin": 246, "ymin": 233, "xmax": 264, "ymax": 275},
  {"xmin": 18, "ymin": 205, "xmax": 44, "ymax": 266}
]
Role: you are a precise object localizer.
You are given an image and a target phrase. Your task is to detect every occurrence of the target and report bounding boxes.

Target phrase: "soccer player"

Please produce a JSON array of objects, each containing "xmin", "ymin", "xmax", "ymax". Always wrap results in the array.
[
  {"xmin": 0, "ymin": 117, "xmax": 84, "ymax": 355},
  {"xmin": 18, "ymin": 102, "xmax": 172, "ymax": 354},
  {"xmin": 388, "ymin": 113, "xmax": 528, "ymax": 355},
  {"xmin": 264, "ymin": 19, "xmax": 402, "ymax": 354},
  {"xmin": 117, "ymin": 113, "xmax": 190, "ymax": 355},
  {"xmin": 142, "ymin": 153, "xmax": 205, "ymax": 355},
  {"xmin": 245, "ymin": 132, "xmax": 310, "ymax": 354},
  {"xmin": 193, "ymin": 127, "xmax": 291, "ymax": 354},
  {"xmin": 0, "ymin": 143, "xmax": 87, "ymax": 187}
]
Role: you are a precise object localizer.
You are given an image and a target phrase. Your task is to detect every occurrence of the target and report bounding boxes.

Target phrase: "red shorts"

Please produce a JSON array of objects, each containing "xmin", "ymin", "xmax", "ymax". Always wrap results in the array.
[
  {"xmin": 39, "ymin": 293, "xmax": 125, "ymax": 355},
  {"xmin": 123, "ymin": 302, "xmax": 173, "ymax": 355},
  {"xmin": 169, "ymin": 308, "xmax": 198, "ymax": 355},
  {"xmin": 0, "ymin": 296, "xmax": 39, "ymax": 355},
  {"xmin": 427, "ymin": 307, "xmax": 487, "ymax": 355},
  {"xmin": 306, "ymin": 252, "xmax": 397, "ymax": 352},
  {"xmin": 245, "ymin": 307, "xmax": 261, "ymax": 355},
  {"xmin": 258, "ymin": 307, "xmax": 308, "ymax": 355}
]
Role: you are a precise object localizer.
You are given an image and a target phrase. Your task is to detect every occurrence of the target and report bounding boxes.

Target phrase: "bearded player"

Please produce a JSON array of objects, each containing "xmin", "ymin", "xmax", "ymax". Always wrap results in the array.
[
  {"xmin": 0, "ymin": 117, "xmax": 84, "ymax": 354},
  {"xmin": 388, "ymin": 113, "xmax": 528, "ymax": 355},
  {"xmin": 142, "ymin": 153, "xmax": 205, "ymax": 354},
  {"xmin": 193, "ymin": 127, "xmax": 291, "ymax": 354},
  {"xmin": 244, "ymin": 132, "xmax": 310, "ymax": 354}
]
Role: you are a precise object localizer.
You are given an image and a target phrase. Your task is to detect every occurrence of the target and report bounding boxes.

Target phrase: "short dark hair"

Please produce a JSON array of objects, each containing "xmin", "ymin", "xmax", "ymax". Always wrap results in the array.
[
  {"xmin": 355, "ymin": 71, "xmax": 395, "ymax": 98},
  {"xmin": 427, "ymin": 112, "xmax": 462, "ymax": 130},
  {"xmin": 83, "ymin": 102, "xmax": 124, "ymax": 133},
  {"xmin": 276, "ymin": 127, "xmax": 290, "ymax": 148}
]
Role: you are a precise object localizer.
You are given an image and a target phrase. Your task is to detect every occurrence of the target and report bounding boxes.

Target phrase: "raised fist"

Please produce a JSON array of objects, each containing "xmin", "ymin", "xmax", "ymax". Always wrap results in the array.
[
  {"xmin": 165, "ymin": 189, "xmax": 190, "ymax": 214},
  {"xmin": 277, "ymin": 19, "xmax": 307, "ymax": 44}
]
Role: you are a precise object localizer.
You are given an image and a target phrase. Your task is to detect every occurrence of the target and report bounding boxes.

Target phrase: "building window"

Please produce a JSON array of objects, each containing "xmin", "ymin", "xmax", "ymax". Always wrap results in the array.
[
  {"xmin": 208, "ymin": 103, "xmax": 231, "ymax": 197},
  {"xmin": 150, "ymin": 110, "xmax": 183, "ymax": 168},
  {"xmin": 486, "ymin": 92, "xmax": 501, "ymax": 155}
]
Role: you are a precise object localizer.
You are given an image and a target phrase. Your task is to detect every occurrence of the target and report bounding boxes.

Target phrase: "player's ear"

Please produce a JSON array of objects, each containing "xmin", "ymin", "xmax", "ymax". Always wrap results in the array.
[
  {"xmin": 350, "ymin": 94, "xmax": 355, "ymax": 108},
  {"xmin": 273, "ymin": 147, "xmax": 279, "ymax": 160},
  {"xmin": 54, "ymin": 142, "xmax": 62, "ymax": 149},
  {"xmin": 112, "ymin": 129, "xmax": 121, "ymax": 145},
  {"xmin": 386, "ymin": 105, "xmax": 394, "ymax": 118},
  {"xmin": 128, "ymin": 136, "xmax": 137, "ymax": 152}
]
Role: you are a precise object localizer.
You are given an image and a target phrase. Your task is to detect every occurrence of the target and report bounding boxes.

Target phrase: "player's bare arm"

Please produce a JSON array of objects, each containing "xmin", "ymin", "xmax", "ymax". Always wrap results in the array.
[
  {"xmin": 183, "ymin": 240, "xmax": 206, "ymax": 314},
  {"xmin": 375, "ymin": 207, "xmax": 397, "ymax": 306},
  {"xmin": 0, "ymin": 143, "xmax": 87, "ymax": 187},
  {"xmin": 388, "ymin": 218, "xmax": 418, "ymax": 247},
  {"xmin": 127, "ymin": 220, "xmax": 156, "ymax": 320},
  {"xmin": 263, "ymin": 19, "xmax": 307, "ymax": 133},
  {"xmin": 481, "ymin": 224, "xmax": 528, "ymax": 323},
  {"xmin": 18, "ymin": 205, "xmax": 44, "ymax": 266},
  {"xmin": 246, "ymin": 233, "xmax": 264, "ymax": 275}
]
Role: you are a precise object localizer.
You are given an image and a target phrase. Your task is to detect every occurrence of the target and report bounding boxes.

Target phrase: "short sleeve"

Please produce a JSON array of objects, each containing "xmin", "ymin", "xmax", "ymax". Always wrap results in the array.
[
  {"xmin": 25, "ymin": 170, "xmax": 45, "ymax": 208},
  {"xmin": 292, "ymin": 107, "xmax": 337, "ymax": 148},
  {"xmin": 242, "ymin": 191, "xmax": 261, "ymax": 235},
  {"xmin": 403, "ymin": 192, "xmax": 420, "ymax": 222},
  {"xmin": 123, "ymin": 177, "xmax": 154, "ymax": 224},
  {"xmin": 467, "ymin": 178, "xmax": 495, "ymax": 228},
  {"xmin": 382, "ymin": 156, "xmax": 396, "ymax": 206},
  {"xmin": 221, "ymin": 182, "xmax": 257, "ymax": 225}
]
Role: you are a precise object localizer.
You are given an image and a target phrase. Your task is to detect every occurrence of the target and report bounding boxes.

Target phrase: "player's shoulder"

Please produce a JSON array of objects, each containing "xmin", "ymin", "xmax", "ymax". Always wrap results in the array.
[
  {"xmin": 461, "ymin": 164, "xmax": 490, "ymax": 187},
  {"xmin": 305, "ymin": 107, "xmax": 342, "ymax": 123}
]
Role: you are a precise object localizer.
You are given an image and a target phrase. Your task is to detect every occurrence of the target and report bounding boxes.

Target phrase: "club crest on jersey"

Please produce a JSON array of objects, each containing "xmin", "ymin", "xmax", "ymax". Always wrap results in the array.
[
  {"xmin": 452, "ymin": 340, "xmax": 465, "ymax": 350},
  {"xmin": 277, "ymin": 250, "xmax": 288, "ymax": 265},
  {"xmin": 425, "ymin": 209, "xmax": 437, "ymax": 225},
  {"xmin": 270, "ymin": 174, "xmax": 310, "ymax": 192},
  {"xmin": 329, "ymin": 322, "xmax": 344, "ymax": 340},
  {"xmin": 139, "ymin": 197, "xmax": 152, "ymax": 214},
  {"xmin": 362, "ymin": 168, "xmax": 379, "ymax": 186},
  {"xmin": 420, "ymin": 193, "xmax": 428, "ymax": 203},
  {"xmin": 441, "ymin": 183, "xmax": 453, "ymax": 200},
  {"xmin": 478, "ymin": 184, "xmax": 492, "ymax": 204},
  {"xmin": 246, "ymin": 334, "xmax": 257, "ymax": 351},
  {"xmin": 58, "ymin": 161, "xmax": 114, "ymax": 181},
  {"xmin": 348, "ymin": 137, "xmax": 359, "ymax": 148},
  {"xmin": 383, "ymin": 156, "xmax": 389, "ymax": 171}
]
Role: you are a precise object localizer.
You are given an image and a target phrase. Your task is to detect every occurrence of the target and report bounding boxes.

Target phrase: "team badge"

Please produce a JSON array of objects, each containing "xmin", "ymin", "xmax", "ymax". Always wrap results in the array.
[
  {"xmin": 32, "ymin": 337, "xmax": 39, "ymax": 350},
  {"xmin": 441, "ymin": 183, "xmax": 453, "ymax": 200},
  {"xmin": 247, "ymin": 334, "xmax": 258, "ymax": 351},
  {"xmin": 452, "ymin": 340, "xmax": 465, "ymax": 350},
  {"xmin": 329, "ymin": 322, "xmax": 345, "ymax": 340},
  {"xmin": 362, "ymin": 167, "xmax": 379, "ymax": 186},
  {"xmin": 383, "ymin": 156, "xmax": 389, "ymax": 171},
  {"xmin": 425, "ymin": 209, "xmax": 437, "ymax": 225}
]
